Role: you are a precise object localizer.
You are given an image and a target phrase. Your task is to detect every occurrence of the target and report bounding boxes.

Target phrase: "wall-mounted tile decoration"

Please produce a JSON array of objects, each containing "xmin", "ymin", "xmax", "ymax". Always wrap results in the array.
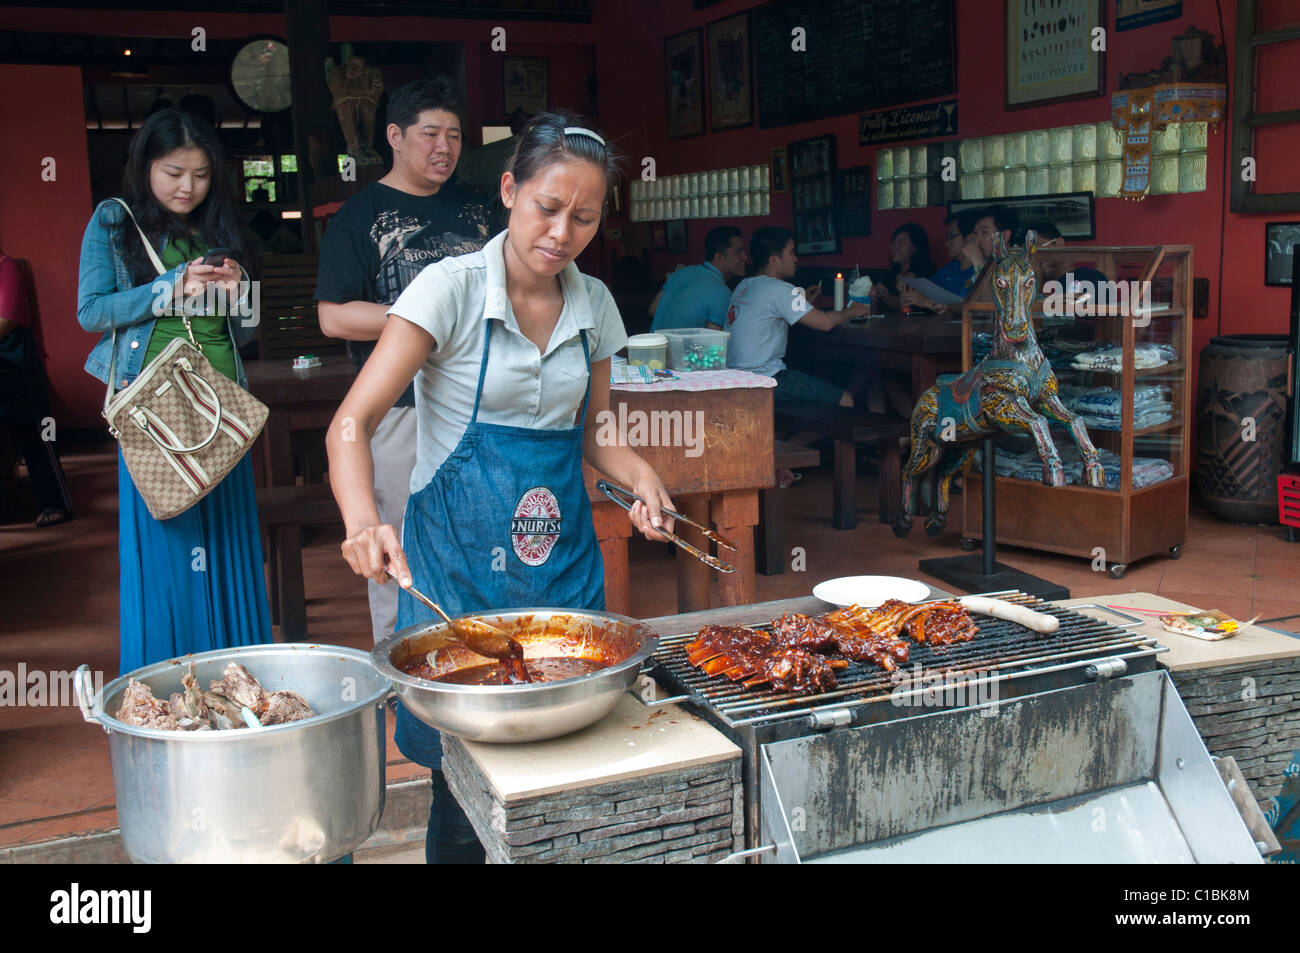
[
  {"xmin": 878, "ymin": 179, "xmax": 895, "ymax": 211},
  {"xmin": 874, "ymin": 118, "xmax": 1208, "ymax": 208},
  {"xmin": 1004, "ymin": 132, "xmax": 1026, "ymax": 168},
  {"xmin": 630, "ymin": 160, "xmax": 773, "ymax": 221},
  {"xmin": 1025, "ymin": 130, "xmax": 1050, "ymax": 167},
  {"xmin": 1098, "ymin": 160, "xmax": 1123, "ymax": 198},
  {"xmin": 1152, "ymin": 124, "xmax": 1181, "ymax": 155},
  {"xmin": 1178, "ymin": 153, "xmax": 1207, "ymax": 193},
  {"xmin": 1151, "ymin": 156, "xmax": 1180, "ymax": 194}
]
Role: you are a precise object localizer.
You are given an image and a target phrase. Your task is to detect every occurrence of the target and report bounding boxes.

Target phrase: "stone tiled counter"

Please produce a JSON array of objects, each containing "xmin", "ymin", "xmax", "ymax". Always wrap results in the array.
[
  {"xmin": 441, "ymin": 694, "xmax": 743, "ymax": 864},
  {"xmin": 1066, "ymin": 592, "xmax": 1300, "ymax": 813}
]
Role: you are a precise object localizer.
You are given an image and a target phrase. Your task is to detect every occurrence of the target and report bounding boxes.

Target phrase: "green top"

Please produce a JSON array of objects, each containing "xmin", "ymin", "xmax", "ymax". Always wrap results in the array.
[{"xmin": 143, "ymin": 234, "xmax": 239, "ymax": 381}]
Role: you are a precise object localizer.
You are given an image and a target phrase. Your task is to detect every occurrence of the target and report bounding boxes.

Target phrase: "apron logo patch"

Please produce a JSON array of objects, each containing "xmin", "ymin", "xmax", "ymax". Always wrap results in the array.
[{"xmin": 511, "ymin": 487, "xmax": 562, "ymax": 566}]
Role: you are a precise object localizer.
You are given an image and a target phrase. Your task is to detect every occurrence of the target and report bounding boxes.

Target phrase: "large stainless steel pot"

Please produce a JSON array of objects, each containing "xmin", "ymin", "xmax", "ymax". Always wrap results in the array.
[
  {"xmin": 372, "ymin": 608, "xmax": 658, "ymax": 743},
  {"xmin": 77, "ymin": 643, "xmax": 393, "ymax": 864}
]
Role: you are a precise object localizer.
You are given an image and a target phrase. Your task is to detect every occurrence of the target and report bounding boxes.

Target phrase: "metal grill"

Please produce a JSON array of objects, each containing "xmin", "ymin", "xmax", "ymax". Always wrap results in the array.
[{"xmin": 649, "ymin": 592, "xmax": 1164, "ymax": 729}]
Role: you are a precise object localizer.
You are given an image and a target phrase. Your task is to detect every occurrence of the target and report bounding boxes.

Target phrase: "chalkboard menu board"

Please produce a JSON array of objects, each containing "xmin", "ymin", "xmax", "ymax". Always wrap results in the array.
[
  {"xmin": 839, "ymin": 165, "xmax": 872, "ymax": 238},
  {"xmin": 754, "ymin": 0, "xmax": 955, "ymax": 129}
]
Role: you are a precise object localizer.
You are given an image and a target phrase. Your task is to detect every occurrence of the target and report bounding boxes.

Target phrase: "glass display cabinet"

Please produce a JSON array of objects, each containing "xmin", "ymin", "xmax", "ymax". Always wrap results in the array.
[{"xmin": 959, "ymin": 245, "xmax": 1194, "ymax": 578}]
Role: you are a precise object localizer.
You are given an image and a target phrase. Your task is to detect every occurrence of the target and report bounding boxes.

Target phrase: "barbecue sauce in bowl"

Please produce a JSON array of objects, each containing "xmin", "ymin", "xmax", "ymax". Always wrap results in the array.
[
  {"xmin": 394, "ymin": 612, "xmax": 636, "ymax": 686},
  {"xmin": 434, "ymin": 656, "xmax": 608, "ymax": 685}
]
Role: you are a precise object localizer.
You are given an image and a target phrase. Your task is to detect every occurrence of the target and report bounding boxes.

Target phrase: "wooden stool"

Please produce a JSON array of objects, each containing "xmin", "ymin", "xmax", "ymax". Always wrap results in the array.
[
  {"xmin": 774, "ymin": 401, "xmax": 911, "ymax": 530},
  {"xmin": 757, "ymin": 439, "xmax": 821, "ymax": 575},
  {"xmin": 255, "ymin": 483, "xmax": 341, "ymax": 640}
]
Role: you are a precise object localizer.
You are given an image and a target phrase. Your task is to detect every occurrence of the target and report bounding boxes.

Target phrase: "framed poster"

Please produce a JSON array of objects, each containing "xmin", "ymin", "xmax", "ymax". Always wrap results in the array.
[
  {"xmin": 666, "ymin": 219, "xmax": 689, "ymax": 255},
  {"xmin": 947, "ymin": 192, "xmax": 1097, "ymax": 242},
  {"xmin": 652, "ymin": 221, "xmax": 668, "ymax": 252},
  {"xmin": 665, "ymin": 29, "xmax": 705, "ymax": 140},
  {"xmin": 1116, "ymin": 0, "xmax": 1181, "ymax": 32},
  {"xmin": 1006, "ymin": 0, "xmax": 1105, "ymax": 109},
  {"xmin": 706, "ymin": 11, "xmax": 752, "ymax": 132},
  {"xmin": 770, "ymin": 147, "xmax": 788, "ymax": 193},
  {"xmin": 789, "ymin": 134, "xmax": 838, "ymax": 256},
  {"xmin": 503, "ymin": 57, "xmax": 548, "ymax": 115},
  {"xmin": 1266, "ymin": 222, "xmax": 1300, "ymax": 287}
]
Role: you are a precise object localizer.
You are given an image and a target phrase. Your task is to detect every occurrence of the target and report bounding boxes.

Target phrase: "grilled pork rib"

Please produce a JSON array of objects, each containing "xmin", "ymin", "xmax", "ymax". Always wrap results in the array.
[{"xmin": 684, "ymin": 602, "xmax": 979, "ymax": 693}]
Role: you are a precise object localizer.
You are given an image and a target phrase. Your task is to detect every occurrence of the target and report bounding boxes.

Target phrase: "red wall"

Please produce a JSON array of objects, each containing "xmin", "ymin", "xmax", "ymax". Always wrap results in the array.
[
  {"xmin": 0, "ymin": 66, "xmax": 97, "ymax": 429},
  {"xmin": 5, "ymin": 2, "xmax": 1297, "ymax": 428},
  {"xmin": 593, "ymin": 0, "xmax": 1300, "ymax": 358}
]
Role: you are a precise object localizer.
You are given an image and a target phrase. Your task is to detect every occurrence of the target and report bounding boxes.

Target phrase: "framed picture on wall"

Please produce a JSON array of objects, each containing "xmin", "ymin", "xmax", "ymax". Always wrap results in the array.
[
  {"xmin": 503, "ymin": 57, "xmax": 548, "ymax": 115},
  {"xmin": 1266, "ymin": 222, "xmax": 1300, "ymax": 286},
  {"xmin": 706, "ymin": 11, "xmax": 752, "ymax": 132},
  {"xmin": 665, "ymin": 29, "xmax": 705, "ymax": 140},
  {"xmin": 1005, "ymin": 0, "xmax": 1105, "ymax": 109},
  {"xmin": 770, "ymin": 147, "xmax": 788, "ymax": 193},
  {"xmin": 948, "ymin": 192, "xmax": 1097, "ymax": 242},
  {"xmin": 788, "ymin": 134, "xmax": 838, "ymax": 255},
  {"xmin": 666, "ymin": 219, "xmax": 689, "ymax": 255}
]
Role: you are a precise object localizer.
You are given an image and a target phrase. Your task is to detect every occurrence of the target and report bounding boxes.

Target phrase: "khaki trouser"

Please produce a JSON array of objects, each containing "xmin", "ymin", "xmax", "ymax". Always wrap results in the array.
[{"xmin": 368, "ymin": 405, "xmax": 416, "ymax": 644}]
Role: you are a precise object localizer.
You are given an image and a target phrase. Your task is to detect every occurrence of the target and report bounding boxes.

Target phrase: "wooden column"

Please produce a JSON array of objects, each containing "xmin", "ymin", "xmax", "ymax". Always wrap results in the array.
[{"xmin": 284, "ymin": 0, "xmax": 334, "ymax": 252}]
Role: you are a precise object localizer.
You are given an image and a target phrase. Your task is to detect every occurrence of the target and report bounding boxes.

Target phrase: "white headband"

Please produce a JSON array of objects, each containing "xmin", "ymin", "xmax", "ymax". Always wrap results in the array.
[{"xmin": 564, "ymin": 126, "xmax": 606, "ymax": 146}]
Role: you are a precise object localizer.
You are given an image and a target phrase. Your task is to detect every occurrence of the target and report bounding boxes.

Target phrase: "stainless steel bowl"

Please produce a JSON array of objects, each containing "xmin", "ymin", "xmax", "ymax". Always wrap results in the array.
[
  {"xmin": 77, "ymin": 644, "xmax": 393, "ymax": 864},
  {"xmin": 372, "ymin": 608, "xmax": 658, "ymax": 743}
]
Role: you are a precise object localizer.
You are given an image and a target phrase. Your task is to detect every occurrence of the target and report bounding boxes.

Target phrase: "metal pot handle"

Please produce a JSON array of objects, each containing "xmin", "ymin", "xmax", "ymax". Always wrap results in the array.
[
  {"xmin": 75, "ymin": 665, "xmax": 107, "ymax": 732},
  {"xmin": 716, "ymin": 844, "xmax": 777, "ymax": 863}
]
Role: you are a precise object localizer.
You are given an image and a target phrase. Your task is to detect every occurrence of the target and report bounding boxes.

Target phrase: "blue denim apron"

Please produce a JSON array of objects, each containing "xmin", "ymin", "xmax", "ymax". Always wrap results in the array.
[{"xmin": 393, "ymin": 323, "xmax": 606, "ymax": 767}]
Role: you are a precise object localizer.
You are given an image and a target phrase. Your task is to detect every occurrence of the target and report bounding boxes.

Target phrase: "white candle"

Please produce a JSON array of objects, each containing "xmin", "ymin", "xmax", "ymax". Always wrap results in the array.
[{"xmin": 834, "ymin": 272, "xmax": 845, "ymax": 311}]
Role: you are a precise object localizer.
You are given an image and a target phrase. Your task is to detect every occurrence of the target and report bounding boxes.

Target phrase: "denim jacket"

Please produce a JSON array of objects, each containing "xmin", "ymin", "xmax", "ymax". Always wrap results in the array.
[{"xmin": 78, "ymin": 199, "xmax": 256, "ymax": 394}]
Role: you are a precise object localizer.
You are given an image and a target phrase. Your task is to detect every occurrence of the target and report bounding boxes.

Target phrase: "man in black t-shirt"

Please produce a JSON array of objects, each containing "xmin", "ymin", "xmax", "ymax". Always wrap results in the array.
[{"xmin": 315, "ymin": 77, "xmax": 495, "ymax": 645}]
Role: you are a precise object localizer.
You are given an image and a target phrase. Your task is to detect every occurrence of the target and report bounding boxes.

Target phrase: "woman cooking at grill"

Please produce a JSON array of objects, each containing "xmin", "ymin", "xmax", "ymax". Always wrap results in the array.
[{"xmin": 327, "ymin": 111, "xmax": 676, "ymax": 863}]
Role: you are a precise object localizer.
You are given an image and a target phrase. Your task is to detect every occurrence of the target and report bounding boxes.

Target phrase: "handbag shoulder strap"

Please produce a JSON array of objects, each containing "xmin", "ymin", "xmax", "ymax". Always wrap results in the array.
[
  {"xmin": 103, "ymin": 199, "xmax": 175, "ymax": 424},
  {"xmin": 110, "ymin": 198, "xmax": 168, "ymax": 277}
]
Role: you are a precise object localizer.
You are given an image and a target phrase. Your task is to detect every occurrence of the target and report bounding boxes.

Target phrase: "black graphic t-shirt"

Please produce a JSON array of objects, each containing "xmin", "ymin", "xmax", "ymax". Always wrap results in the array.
[{"xmin": 315, "ymin": 181, "xmax": 495, "ymax": 406}]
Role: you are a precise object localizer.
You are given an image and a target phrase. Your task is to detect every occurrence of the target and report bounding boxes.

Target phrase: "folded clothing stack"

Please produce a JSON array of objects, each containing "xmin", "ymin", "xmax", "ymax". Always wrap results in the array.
[
  {"xmin": 1056, "ymin": 383, "xmax": 1173, "ymax": 431},
  {"xmin": 1070, "ymin": 341, "xmax": 1177, "ymax": 372},
  {"xmin": 972, "ymin": 435, "xmax": 1174, "ymax": 490}
]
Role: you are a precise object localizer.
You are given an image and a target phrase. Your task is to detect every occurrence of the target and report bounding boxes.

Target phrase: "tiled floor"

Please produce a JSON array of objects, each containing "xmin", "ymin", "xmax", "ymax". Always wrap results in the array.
[{"xmin": 3, "ymin": 441, "xmax": 1299, "ymax": 851}]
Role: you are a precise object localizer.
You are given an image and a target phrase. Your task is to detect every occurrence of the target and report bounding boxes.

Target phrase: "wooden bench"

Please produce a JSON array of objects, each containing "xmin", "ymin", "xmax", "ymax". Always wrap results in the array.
[
  {"xmin": 773, "ymin": 401, "xmax": 911, "ymax": 531},
  {"xmin": 256, "ymin": 483, "xmax": 341, "ymax": 640},
  {"xmin": 756, "ymin": 440, "xmax": 822, "ymax": 575}
]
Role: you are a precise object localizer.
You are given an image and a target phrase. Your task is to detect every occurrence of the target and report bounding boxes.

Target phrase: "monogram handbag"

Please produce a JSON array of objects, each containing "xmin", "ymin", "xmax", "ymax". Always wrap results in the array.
[{"xmin": 103, "ymin": 199, "xmax": 267, "ymax": 521}]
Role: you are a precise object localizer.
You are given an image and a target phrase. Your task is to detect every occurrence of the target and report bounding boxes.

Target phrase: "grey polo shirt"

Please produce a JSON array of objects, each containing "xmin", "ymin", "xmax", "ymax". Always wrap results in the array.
[
  {"xmin": 389, "ymin": 229, "xmax": 628, "ymax": 495},
  {"xmin": 724, "ymin": 275, "xmax": 813, "ymax": 377}
]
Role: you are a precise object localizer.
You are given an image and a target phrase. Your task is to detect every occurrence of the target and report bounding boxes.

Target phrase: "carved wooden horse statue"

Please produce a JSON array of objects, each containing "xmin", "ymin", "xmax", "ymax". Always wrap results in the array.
[{"xmin": 893, "ymin": 230, "xmax": 1105, "ymax": 538}]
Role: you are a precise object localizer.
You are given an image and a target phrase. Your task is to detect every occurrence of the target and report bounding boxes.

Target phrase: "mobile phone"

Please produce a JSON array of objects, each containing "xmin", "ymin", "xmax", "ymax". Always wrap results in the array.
[{"xmin": 201, "ymin": 247, "xmax": 234, "ymax": 266}]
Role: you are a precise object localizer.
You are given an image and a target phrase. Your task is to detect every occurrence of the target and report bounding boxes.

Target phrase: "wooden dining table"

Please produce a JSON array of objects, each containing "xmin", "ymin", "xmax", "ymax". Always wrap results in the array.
[
  {"xmin": 584, "ymin": 378, "xmax": 774, "ymax": 616},
  {"xmin": 787, "ymin": 311, "xmax": 964, "ymax": 399},
  {"xmin": 244, "ymin": 355, "xmax": 356, "ymax": 639}
]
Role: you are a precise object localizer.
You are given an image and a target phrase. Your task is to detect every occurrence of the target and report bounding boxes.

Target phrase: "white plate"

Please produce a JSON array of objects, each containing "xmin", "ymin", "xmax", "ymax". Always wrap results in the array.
[{"xmin": 812, "ymin": 576, "xmax": 931, "ymax": 608}]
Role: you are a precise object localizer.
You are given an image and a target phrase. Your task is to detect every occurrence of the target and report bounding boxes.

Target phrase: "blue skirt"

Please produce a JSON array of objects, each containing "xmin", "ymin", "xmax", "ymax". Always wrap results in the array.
[{"xmin": 117, "ymin": 449, "xmax": 273, "ymax": 675}]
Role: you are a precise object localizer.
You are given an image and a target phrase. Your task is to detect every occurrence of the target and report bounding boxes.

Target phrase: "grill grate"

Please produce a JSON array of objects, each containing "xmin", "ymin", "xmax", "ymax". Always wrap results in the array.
[{"xmin": 649, "ymin": 592, "xmax": 1163, "ymax": 728}]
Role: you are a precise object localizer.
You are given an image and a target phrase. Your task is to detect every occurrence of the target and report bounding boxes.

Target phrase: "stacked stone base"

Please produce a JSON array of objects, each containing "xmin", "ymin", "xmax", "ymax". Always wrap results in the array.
[
  {"xmin": 442, "ymin": 737, "xmax": 743, "ymax": 864},
  {"xmin": 1171, "ymin": 657, "xmax": 1300, "ymax": 814}
]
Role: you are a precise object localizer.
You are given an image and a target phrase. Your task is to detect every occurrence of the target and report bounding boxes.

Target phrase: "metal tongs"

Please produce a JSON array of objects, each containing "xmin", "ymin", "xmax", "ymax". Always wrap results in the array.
[{"xmin": 596, "ymin": 479, "xmax": 737, "ymax": 574}]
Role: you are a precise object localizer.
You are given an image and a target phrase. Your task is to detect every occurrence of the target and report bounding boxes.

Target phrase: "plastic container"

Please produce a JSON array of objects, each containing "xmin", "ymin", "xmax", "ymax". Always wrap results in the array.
[
  {"xmin": 664, "ymin": 328, "xmax": 729, "ymax": 371},
  {"xmin": 626, "ymin": 333, "xmax": 668, "ymax": 369}
]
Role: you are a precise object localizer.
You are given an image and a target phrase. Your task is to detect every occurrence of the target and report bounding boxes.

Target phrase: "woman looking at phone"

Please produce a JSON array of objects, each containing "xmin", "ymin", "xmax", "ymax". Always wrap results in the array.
[{"xmin": 77, "ymin": 108, "xmax": 271, "ymax": 674}]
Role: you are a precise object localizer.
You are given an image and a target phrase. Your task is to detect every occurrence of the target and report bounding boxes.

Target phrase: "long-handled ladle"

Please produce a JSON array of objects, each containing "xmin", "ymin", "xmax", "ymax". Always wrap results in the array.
[{"xmin": 385, "ymin": 567, "xmax": 528, "ymax": 676}]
